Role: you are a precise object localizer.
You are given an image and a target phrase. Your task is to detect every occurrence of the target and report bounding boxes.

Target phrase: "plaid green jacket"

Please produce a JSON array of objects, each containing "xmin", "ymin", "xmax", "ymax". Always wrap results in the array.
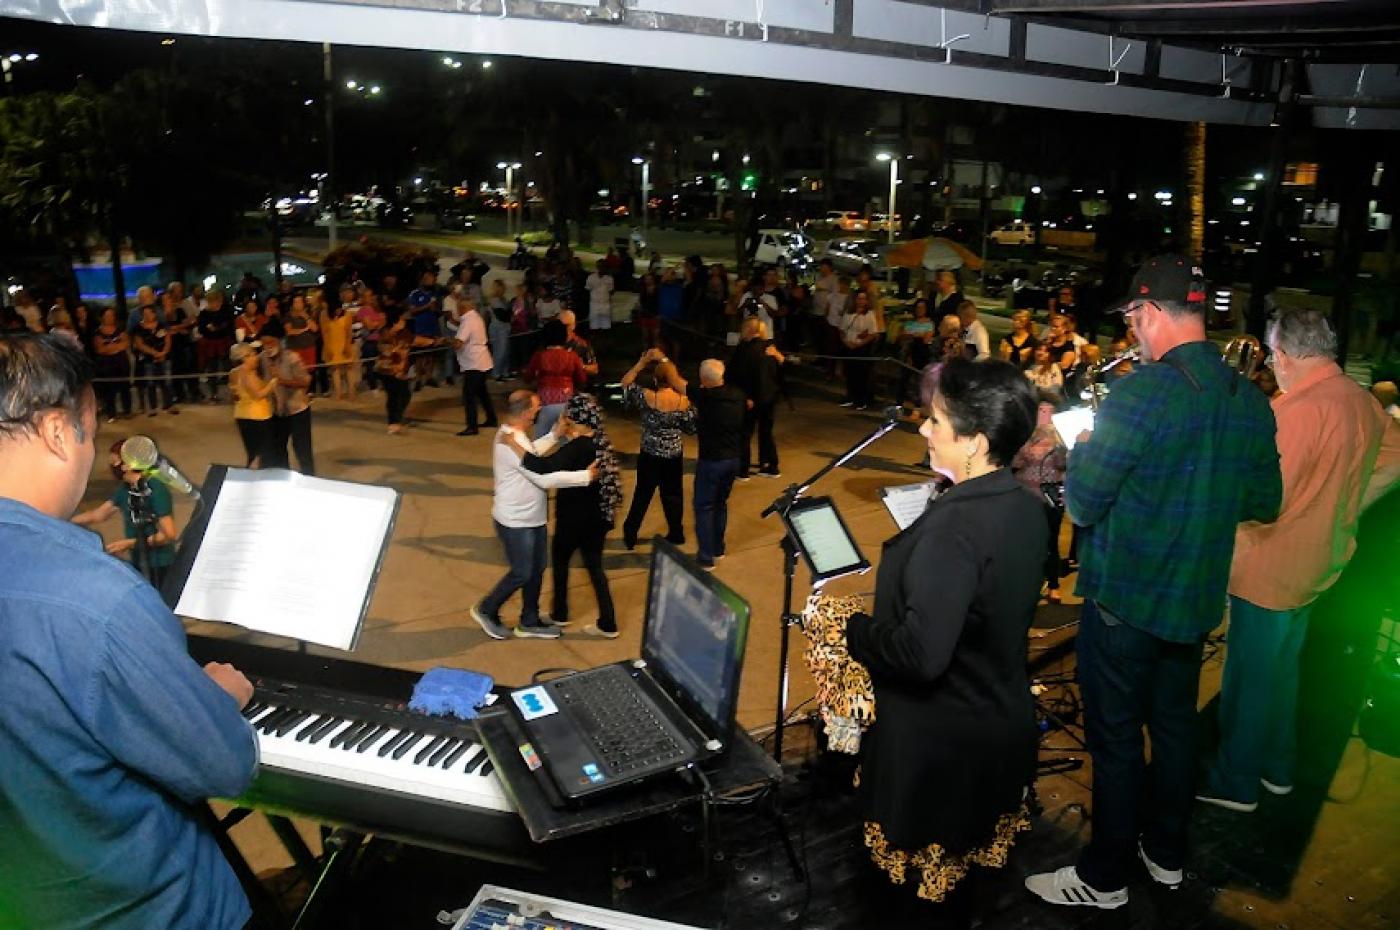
[{"xmin": 1066, "ymin": 340, "xmax": 1281, "ymax": 642}]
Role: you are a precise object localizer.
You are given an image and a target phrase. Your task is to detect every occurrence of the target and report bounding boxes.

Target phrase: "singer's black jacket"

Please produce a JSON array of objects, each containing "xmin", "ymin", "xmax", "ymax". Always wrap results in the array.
[{"xmin": 846, "ymin": 468, "xmax": 1046, "ymax": 853}]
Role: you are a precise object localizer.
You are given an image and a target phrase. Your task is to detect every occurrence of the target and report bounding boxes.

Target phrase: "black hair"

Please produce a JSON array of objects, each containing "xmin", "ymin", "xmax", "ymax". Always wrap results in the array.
[
  {"xmin": 0, "ymin": 334, "xmax": 95, "ymax": 442},
  {"xmin": 934, "ymin": 357, "xmax": 1037, "ymax": 467},
  {"xmin": 540, "ymin": 319, "xmax": 568, "ymax": 348},
  {"xmin": 259, "ymin": 317, "xmax": 286, "ymax": 339}
]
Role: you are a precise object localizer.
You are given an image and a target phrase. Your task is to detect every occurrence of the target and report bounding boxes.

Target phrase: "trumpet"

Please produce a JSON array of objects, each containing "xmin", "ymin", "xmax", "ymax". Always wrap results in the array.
[
  {"xmin": 1084, "ymin": 346, "xmax": 1142, "ymax": 411},
  {"xmin": 1223, "ymin": 335, "xmax": 1263, "ymax": 380}
]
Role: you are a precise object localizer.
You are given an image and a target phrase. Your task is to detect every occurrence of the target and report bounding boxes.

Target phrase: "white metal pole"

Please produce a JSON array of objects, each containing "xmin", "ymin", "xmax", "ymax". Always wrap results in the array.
[
  {"xmin": 642, "ymin": 160, "xmax": 650, "ymax": 244},
  {"xmin": 887, "ymin": 159, "xmax": 898, "ymax": 283}
]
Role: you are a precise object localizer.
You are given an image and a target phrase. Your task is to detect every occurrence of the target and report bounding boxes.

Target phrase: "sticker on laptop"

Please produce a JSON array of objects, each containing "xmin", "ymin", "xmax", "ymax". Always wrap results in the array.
[
  {"xmin": 511, "ymin": 686, "xmax": 559, "ymax": 721},
  {"xmin": 518, "ymin": 742, "xmax": 542, "ymax": 771},
  {"xmin": 582, "ymin": 762, "xmax": 605, "ymax": 784}
]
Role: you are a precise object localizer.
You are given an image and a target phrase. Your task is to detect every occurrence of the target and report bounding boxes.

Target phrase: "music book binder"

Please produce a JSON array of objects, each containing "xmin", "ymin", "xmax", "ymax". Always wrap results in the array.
[
  {"xmin": 878, "ymin": 480, "xmax": 942, "ymax": 530},
  {"xmin": 162, "ymin": 465, "xmax": 400, "ymax": 652}
]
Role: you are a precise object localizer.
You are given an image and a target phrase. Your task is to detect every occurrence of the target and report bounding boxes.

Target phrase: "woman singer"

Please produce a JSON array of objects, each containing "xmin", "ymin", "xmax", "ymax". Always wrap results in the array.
[{"xmin": 844, "ymin": 357, "xmax": 1046, "ymax": 925}]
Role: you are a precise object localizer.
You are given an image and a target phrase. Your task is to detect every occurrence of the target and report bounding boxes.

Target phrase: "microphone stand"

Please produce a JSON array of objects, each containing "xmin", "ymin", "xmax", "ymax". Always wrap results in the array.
[
  {"xmin": 128, "ymin": 477, "xmax": 154, "ymax": 586},
  {"xmin": 761, "ymin": 413, "xmax": 902, "ymax": 764}
]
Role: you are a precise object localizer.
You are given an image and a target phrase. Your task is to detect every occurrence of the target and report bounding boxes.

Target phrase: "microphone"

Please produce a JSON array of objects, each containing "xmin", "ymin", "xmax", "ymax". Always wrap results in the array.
[
  {"xmin": 882, "ymin": 405, "xmax": 905, "ymax": 422},
  {"xmin": 120, "ymin": 435, "xmax": 200, "ymax": 498}
]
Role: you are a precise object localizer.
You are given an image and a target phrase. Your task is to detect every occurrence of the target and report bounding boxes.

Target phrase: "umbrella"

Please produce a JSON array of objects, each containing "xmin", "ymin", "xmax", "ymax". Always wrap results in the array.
[{"xmin": 885, "ymin": 237, "xmax": 983, "ymax": 272}]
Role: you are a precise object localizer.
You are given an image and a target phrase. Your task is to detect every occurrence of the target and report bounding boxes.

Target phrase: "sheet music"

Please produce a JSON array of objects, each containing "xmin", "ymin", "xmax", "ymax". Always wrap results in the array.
[
  {"xmin": 879, "ymin": 481, "xmax": 940, "ymax": 530},
  {"xmin": 175, "ymin": 469, "xmax": 397, "ymax": 650},
  {"xmin": 1052, "ymin": 407, "xmax": 1096, "ymax": 451}
]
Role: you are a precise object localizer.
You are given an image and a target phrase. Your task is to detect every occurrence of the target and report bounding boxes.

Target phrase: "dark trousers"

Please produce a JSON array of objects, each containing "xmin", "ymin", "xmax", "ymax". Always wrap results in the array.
[
  {"xmin": 1076, "ymin": 599, "xmax": 1203, "ymax": 892},
  {"xmin": 136, "ymin": 358, "xmax": 174, "ymax": 410},
  {"xmin": 360, "ymin": 340, "xmax": 380, "ymax": 390},
  {"xmin": 481, "ymin": 521, "xmax": 546, "ymax": 625},
  {"xmin": 845, "ymin": 345, "xmax": 874, "ymax": 407},
  {"xmin": 1043, "ymin": 504, "xmax": 1064, "ymax": 592},
  {"xmin": 740, "ymin": 400, "xmax": 779, "ymax": 474},
  {"xmin": 622, "ymin": 453, "xmax": 685, "ymax": 545},
  {"xmin": 270, "ymin": 409, "xmax": 315, "ymax": 474},
  {"xmin": 461, "ymin": 369, "xmax": 497, "ymax": 429},
  {"xmin": 171, "ymin": 341, "xmax": 197, "ymax": 402},
  {"xmin": 384, "ymin": 376, "xmax": 411, "ymax": 425},
  {"xmin": 693, "ymin": 457, "xmax": 740, "ymax": 563},
  {"xmin": 551, "ymin": 520, "xmax": 616, "ymax": 631},
  {"xmin": 96, "ymin": 373, "xmax": 131, "ymax": 419},
  {"xmin": 235, "ymin": 418, "xmax": 274, "ymax": 467}
]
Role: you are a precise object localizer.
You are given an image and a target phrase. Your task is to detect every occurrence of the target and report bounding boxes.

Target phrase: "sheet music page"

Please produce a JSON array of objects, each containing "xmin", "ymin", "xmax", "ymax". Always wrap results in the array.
[
  {"xmin": 1052, "ymin": 407, "xmax": 1096, "ymax": 451},
  {"xmin": 880, "ymin": 482, "xmax": 939, "ymax": 530},
  {"xmin": 175, "ymin": 469, "xmax": 397, "ymax": 650}
]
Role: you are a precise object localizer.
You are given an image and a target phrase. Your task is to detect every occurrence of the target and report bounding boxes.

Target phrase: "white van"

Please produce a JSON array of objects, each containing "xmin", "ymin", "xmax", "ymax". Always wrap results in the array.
[
  {"xmin": 989, "ymin": 221, "xmax": 1036, "ymax": 246},
  {"xmin": 753, "ymin": 229, "xmax": 814, "ymax": 270}
]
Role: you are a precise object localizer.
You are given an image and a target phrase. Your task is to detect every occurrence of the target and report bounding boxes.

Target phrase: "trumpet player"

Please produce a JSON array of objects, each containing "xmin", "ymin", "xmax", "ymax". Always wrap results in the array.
[
  {"xmin": 1026, "ymin": 253, "xmax": 1282, "ymax": 910},
  {"xmin": 1198, "ymin": 307, "xmax": 1400, "ymax": 813}
]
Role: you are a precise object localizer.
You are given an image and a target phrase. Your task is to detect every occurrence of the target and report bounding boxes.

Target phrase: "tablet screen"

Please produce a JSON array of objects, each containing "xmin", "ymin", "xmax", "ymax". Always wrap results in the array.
[{"xmin": 784, "ymin": 497, "xmax": 869, "ymax": 582}]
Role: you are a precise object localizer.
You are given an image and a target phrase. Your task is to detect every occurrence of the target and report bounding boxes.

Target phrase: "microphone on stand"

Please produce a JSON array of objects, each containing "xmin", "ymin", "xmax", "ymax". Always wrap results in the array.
[{"xmin": 120, "ymin": 435, "xmax": 200, "ymax": 499}]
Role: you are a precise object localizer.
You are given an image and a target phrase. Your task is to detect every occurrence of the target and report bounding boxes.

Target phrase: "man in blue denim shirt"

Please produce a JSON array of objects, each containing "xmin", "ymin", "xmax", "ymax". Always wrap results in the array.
[{"xmin": 0, "ymin": 335, "xmax": 260, "ymax": 930}]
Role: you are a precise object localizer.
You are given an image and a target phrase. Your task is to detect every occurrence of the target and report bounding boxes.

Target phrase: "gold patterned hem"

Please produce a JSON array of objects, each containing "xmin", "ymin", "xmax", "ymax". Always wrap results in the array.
[{"xmin": 864, "ymin": 807, "xmax": 1032, "ymax": 903}]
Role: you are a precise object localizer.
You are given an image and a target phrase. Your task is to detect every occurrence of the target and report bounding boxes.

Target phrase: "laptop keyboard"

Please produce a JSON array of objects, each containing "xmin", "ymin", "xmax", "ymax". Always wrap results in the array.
[{"xmin": 553, "ymin": 667, "xmax": 688, "ymax": 777}]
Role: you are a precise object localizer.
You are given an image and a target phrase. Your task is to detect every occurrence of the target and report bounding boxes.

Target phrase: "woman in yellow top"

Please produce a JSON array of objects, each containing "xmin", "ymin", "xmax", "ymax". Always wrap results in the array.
[
  {"xmin": 319, "ymin": 298, "xmax": 355, "ymax": 401},
  {"xmin": 230, "ymin": 343, "xmax": 278, "ymax": 467}
]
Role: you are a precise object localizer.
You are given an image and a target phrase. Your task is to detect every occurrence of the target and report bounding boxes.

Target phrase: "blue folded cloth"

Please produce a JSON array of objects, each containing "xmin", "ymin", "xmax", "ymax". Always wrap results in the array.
[{"xmin": 408, "ymin": 667, "xmax": 495, "ymax": 720}]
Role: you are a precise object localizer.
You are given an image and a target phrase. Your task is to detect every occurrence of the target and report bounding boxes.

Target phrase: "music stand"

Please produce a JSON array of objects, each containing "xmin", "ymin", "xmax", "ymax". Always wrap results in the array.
[{"xmin": 760, "ymin": 417, "xmax": 896, "ymax": 763}]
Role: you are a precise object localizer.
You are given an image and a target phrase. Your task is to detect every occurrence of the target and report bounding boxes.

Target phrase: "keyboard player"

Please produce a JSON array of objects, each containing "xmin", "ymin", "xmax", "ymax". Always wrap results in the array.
[{"xmin": 0, "ymin": 334, "xmax": 260, "ymax": 930}]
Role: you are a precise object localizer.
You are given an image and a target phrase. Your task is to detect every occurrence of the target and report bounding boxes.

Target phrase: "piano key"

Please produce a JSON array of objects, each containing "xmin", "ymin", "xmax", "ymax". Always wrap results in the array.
[
  {"xmin": 356, "ymin": 727, "xmax": 399, "ymax": 754},
  {"xmin": 345, "ymin": 723, "xmax": 384, "ymax": 752},
  {"xmin": 304, "ymin": 716, "xmax": 341, "ymax": 743},
  {"xmin": 295, "ymin": 715, "xmax": 331, "ymax": 741},
  {"xmin": 241, "ymin": 701, "xmax": 267, "ymax": 720},
  {"xmin": 440, "ymin": 740, "xmax": 473, "ymax": 770},
  {"xmin": 479, "ymin": 759, "xmax": 494, "ymax": 777},
  {"xmin": 413, "ymin": 736, "xmax": 449, "ymax": 765},
  {"xmin": 378, "ymin": 730, "xmax": 415, "ymax": 758},
  {"xmin": 257, "ymin": 708, "xmax": 297, "ymax": 733},
  {"xmin": 392, "ymin": 733, "xmax": 426, "ymax": 760},
  {"xmin": 308, "ymin": 718, "xmax": 350, "ymax": 746},
  {"xmin": 274, "ymin": 711, "xmax": 313, "ymax": 737},
  {"xmin": 427, "ymin": 738, "xmax": 459, "ymax": 767},
  {"xmin": 251, "ymin": 708, "xmax": 513, "ymax": 813},
  {"xmin": 329, "ymin": 720, "xmax": 369, "ymax": 749}
]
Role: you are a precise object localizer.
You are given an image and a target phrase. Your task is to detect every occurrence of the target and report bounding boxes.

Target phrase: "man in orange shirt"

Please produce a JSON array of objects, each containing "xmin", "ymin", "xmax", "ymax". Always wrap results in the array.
[{"xmin": 1199, "ymin": 308, "xmax": 1400, "ymax": 812}]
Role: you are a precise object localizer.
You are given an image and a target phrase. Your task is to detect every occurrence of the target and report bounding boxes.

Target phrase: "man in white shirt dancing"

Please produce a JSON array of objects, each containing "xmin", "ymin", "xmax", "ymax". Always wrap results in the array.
[{"xmin": 471, "ymin": 391, "xmax": 596, "ymax": 640}]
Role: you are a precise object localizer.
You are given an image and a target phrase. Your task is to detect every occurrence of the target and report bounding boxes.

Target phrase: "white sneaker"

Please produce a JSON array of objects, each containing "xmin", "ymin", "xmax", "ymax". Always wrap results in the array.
[
  {"xmin": 1024, "ymin": 866, "xmax": 1128, "ymax": 909},
  {"xmin": 1260, "ymin": 777, "xmax": 1293, "ymax": 796},
  {"xmin": 1195, "ymin": 791, "xmax": 1258, "ymax": 813},
  {"xmin": 1138, "ymin": 842, "xmax": 1183, "ymax": 888}
]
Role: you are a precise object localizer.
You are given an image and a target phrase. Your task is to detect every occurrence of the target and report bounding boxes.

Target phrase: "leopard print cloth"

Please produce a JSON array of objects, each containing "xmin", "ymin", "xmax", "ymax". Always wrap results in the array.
[
  {"xmin": 799, "ymin": 594, "xmax": 875, "ymax": 754},
  {"xmin": 863, "ymin": 808, "xmax": 1032, "ymax": 902}
]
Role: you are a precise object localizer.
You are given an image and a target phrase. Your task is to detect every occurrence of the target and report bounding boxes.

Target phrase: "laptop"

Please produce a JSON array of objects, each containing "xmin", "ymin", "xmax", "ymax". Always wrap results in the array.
[{"xmin": 503, "ymin": 539, "xmax": 751, "ymax": 804}]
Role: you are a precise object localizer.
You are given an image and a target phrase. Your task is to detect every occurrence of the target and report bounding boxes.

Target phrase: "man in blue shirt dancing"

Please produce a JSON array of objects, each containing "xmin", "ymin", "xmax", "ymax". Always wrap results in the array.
[{"xmin": 0, "ymin": 334, "xmax": 260, "ymax": 930}]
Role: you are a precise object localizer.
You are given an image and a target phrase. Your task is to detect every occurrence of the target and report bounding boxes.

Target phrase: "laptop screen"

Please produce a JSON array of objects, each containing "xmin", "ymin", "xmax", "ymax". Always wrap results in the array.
[{"xmin": 641, "ymin": 540, "xmax": 751, "ymax": 739}]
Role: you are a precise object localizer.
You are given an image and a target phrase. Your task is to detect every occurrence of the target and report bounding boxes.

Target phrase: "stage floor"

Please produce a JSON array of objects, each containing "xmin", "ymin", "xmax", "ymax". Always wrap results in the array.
[{"xmin": 85, "ymin": 354, "xmax": 1399, "ymax": 929}]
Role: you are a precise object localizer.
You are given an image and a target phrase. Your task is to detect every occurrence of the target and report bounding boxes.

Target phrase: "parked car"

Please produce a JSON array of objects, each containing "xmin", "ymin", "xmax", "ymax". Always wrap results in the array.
[
  {"xmin": 988, "ymin": 221, "xmax": 1037, "ymax": 246},
  {"xmin": 806, "ymin": 210, "xmax": 870, "ymax": 233},
  {"xmin": 752, "ymin": 229, "xmax": 814, "ymax": 271},
  {"xmin": 820, "ymin": 237, "xmax": 887, "ymax": 276}
]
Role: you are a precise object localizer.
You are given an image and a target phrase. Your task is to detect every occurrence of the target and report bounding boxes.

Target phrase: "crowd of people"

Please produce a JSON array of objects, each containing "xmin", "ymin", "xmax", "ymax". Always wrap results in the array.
[{"xmin": 4, "ymin": 242, "xmax": 1400, "ymax": 929}]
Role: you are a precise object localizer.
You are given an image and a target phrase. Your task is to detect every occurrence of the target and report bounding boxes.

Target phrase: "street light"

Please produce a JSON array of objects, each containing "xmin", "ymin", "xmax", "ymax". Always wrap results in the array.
[
  {"xmin": 1030, "ymin": 185, "xmax": 1042, "ymax": 195},
  {"xmin": 2, "ymin": 51, "xmax": 38, "ymax": 92},
  {"xmin": 876, "ymin": 153, "xmax": 898, "ymax": 281},
  {"xmin": 497, "ymin": 161, "xmax": 522, "ymax": 238},
  {"xmin": 632, "ymin": 157, "xmax": 651, "ymax": 244}
]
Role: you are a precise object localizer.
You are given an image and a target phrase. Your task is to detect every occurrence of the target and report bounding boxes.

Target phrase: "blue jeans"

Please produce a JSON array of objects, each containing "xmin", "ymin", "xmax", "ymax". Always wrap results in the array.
[
  {"xmin": 1076, "ymin": 599, "xmax": 1204, "ymax": 892},
  {"xmin": 534, "ymin": 402, "xmax": 565, "ymax": 440},
  {"xmin": 1205, "ymin": 596, "xmax": 1311, "ymax": 802},
  {"xmin": 480, "ymin": 522, "xmax": 547, "ymax": 625},
  {"xmin": 489, "ymin": 320, "xmax": 511, "ymax": 378},
  {"xmin": 693, "ymin": 458, "xmax": 740, "ymax": 564}
]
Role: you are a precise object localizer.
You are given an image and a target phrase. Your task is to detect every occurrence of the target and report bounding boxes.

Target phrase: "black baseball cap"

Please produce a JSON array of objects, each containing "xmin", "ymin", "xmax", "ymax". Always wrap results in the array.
[{"xmin": 1108, "ymin": 253, "xmax": 1207, "ymax": 314}]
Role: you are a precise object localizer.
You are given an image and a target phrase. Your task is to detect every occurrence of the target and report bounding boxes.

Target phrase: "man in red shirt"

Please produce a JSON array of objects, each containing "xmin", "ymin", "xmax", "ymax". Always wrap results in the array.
[{"xmin": 1200, "ymin": 307, "xmax": 1400, "ymax": 812}]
